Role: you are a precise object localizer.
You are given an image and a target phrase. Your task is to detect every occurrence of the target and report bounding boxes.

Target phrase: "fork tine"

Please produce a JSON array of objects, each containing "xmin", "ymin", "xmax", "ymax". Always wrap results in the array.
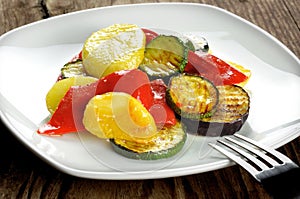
[
  {"xmin": 217, "ymin": 139, "xmax": 270, "ymax": 170},
  {"xmin": 233, "ymin": 134, "xmax": 294, "ymax": 164},
  {"xmin": 208, "ymin": 143, "xmax": 260, "ymax": 177},
  {"xmin": 224, "ymin": 136, "xmax": 280, "ymax": 167}
]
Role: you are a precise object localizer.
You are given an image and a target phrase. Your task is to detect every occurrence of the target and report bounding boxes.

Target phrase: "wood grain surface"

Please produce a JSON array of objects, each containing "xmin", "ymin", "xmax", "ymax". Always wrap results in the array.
[{"xmin": 0, "ymin": 0, "xmax": 299, "ymax": 199}]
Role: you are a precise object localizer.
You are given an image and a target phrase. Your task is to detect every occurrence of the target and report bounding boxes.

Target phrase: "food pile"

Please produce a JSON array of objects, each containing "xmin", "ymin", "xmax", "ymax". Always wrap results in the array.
[{"xmin": 37, "ymin": 24, "xmax": 251, "ymax": 160}]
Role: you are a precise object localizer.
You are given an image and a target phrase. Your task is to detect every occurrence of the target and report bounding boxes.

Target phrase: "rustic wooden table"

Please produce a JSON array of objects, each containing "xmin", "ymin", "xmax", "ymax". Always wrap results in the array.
[{"xmin": 0, "ymin": 0, "xmax": 299, "ymax": 198}]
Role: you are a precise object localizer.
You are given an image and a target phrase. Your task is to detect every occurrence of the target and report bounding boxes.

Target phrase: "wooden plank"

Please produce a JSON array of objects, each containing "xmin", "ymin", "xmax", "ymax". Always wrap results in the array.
[
  {"xmin": 284, "ymin": 0, "xmax": 300, "ymax": 26},
  {"xmin": 0, "ymin": 0, "xmax": 299, "ymax": 198},
  {"xmin": 0, "ymin": 0, "xmax": 44, "ymax": 34},
  {"xmin": 10, "ymin": 0, "xmax": 296, "ymax": 57},
  {"xmin": 199, "ymin": 0, "xmax": 300, "ymax": 57}
]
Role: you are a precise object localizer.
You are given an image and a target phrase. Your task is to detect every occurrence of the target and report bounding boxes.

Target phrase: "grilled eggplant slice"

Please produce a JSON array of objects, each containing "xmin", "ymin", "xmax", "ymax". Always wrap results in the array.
[
  {"xmin": 166, "ymin": 74, "xmax": 219, "ymax": 120},
  {"xmin": 110, "ymin": 121, "xmax": 186, "ymax": 160},
  {"xmin": 183, "ymin": 85, "xmax": 250, "ymax": 136}
]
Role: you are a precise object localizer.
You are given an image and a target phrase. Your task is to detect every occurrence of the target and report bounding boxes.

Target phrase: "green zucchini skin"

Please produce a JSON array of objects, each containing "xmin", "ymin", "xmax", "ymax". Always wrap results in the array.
[
  {"xmin": 110, "ymin": 121, "xmax": 187, "ymax": 160},
  {"xmin": 140, "ymin": 35, "xmax": 189, "ymax": 83},
  {"xmin": 184, "ymin": 39, "xmax": 196, "ymax": 52},
  {"xmin": 166, "ymin": 74, "xmax": 219, "ymax": 120},
  {"xmin": 187, "ymin": 35, "xmax": 209, "ymax": 53},
  {"xmin": 183, "ymin": 85, "xmax": 250, "ymax": 136}
]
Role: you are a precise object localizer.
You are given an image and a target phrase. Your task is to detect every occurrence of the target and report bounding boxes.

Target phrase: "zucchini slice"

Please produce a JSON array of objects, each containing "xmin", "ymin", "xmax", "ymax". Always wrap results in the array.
[
  {"xmin": 140, "ymin": 35, "xmax": 189, "ymax": 80},
  {"xmin": 138, "ymin": 62, "xmax": 179, "ymax": 83},
  {"xmin": 166, "ymin": 74, "xmax": 219, "ymax": 120},
  {"xmin": 184, "ymin": 85, "xmax": 250, "ymax": 136},
  {"xmin": 184, "ymin": 34, "xmax": 209, "ymax": 53},
  {"xmin": 110, "ymin": 121, "xmax": 186, "ymax": 160},
  {"xmin": 60, "ymin": 60, "xmax": 86, "ymax": 79},
  {"xmin": 183, "ymin": 38, "xmax": 196, "ymax": 52}
]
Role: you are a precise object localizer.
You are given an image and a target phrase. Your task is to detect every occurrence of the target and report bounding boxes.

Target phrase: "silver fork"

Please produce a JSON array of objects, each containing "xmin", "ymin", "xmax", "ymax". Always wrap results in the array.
[{"xmin": 209, "ymin": 134, "xmax": 300, "ymax": 199}]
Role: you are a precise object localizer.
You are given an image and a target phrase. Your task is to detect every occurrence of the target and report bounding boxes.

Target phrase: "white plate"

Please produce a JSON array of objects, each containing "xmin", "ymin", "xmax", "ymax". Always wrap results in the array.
[{"xmin": 1, "ymin": 3, "xmax": 300, "ymax": 180}]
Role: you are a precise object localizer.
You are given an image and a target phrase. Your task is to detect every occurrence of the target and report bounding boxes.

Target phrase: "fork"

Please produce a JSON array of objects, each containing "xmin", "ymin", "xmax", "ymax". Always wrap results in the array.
[{"xmin": 209, "ymin": 134, "xmax": 300, "ymax": 199}]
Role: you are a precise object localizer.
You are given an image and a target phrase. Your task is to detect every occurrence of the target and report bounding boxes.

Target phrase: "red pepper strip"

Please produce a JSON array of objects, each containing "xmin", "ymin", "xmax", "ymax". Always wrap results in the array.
[
  {"xmin": 142, "ymin": 28, "xmax": 159, "ymax": 45},
  {"xmin": 37, "ymin": 69, "xmax": 154, "ymax": 135},
  {"xmin": 37, "ymin": 83, "xmax": 97, "ymax": 135},
  {"xmin": 184, "ymin": 51, "xmax": 248, "ymax": 86},
  {"xmin": 149, "ymin": 79, "xmax": 176, "ymax": 127},
  {"xmin": 95, "ymin": 69, "xmax": 154, "ymax": 109}
]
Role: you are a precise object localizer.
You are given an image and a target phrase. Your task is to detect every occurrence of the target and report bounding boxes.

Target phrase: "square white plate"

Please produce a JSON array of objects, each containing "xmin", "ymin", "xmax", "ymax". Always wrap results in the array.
[{"xmin": 1, "ymin": 3, "xmax": 299, "ymax": 179}]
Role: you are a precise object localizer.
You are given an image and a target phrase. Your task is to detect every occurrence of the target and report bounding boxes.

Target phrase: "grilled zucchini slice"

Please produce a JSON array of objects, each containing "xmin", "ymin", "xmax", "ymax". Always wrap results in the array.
[
  {"xmin": 183, "ymin": 85, "xmax": 250, "ymax": 136},
  {"xmin": 140, "ymin": 35, "xmax": 188, "ymax": 81},
  {"xmin": 183, "ymin": 34, "xmax": 209, "ymax": 53},
  {"xmin": 138, "ymin": 62, "xmax": 178, "ymax": 83},
  {"xmin": 60, "ymin": 60, "xmax": 86, "ymax": 79},
  {"xmin": 110, "ymin": 121, "xmax": 186, "ymax": 160},
  {"xmin": 166, "ymin": 74, "xmax": 219, "ymax": 120}
]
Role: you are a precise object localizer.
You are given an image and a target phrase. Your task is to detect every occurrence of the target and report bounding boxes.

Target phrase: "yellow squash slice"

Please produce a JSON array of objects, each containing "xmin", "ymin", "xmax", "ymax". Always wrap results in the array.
[
  {"xmin": 82, "ymin": 24, "xmax": 146, "ymax": 78},
  {"xmin": 46, "ymin": 76, "xmax": 98, "ymax": 114},
  {"xmin": 83, "ymin": 92, "xmax": 157, "ymax": 141}
]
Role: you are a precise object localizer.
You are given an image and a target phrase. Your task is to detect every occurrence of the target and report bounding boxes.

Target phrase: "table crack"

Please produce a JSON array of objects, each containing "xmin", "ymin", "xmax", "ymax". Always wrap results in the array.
[
  {"xmin": 40, "ymin": 0, "xmax": 50, "ymax": 18},
  {"xmin": 282, "ymin": 0, "xmax": 300, "ymax": 32}
]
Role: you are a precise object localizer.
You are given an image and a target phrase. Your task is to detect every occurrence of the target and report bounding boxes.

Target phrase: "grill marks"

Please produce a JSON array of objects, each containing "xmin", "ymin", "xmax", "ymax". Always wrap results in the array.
[
  {"xmin": 172, "ymin": 75, "xmax": 218, "ymax": 113},
  {"xmin": 167, "ymin": 74, "xmax": 219, "ymax": 120},
  {"xmin": 206, "ymin": 85, "xmax": 250, "ymax": 123},
  {"xmin": 166, "ymin": 74, "xmax": 250, "ymax": 136}
]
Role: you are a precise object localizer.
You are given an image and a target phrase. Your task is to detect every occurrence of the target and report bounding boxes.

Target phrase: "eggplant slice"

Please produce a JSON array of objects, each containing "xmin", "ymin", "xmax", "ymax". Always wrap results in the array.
[
  {"xmin": 183, "ymin": 84, "xmax": 250, "ymax": 136},
  {"xmin": 166, "ymin": 74, "xmax": 219, "ymax": 120}
]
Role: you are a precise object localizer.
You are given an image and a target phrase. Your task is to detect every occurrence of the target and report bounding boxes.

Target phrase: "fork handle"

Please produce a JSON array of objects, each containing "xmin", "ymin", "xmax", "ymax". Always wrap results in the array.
[{"xmin": 261, "ymin": 167, "xmax": 300, "ymax": 199}]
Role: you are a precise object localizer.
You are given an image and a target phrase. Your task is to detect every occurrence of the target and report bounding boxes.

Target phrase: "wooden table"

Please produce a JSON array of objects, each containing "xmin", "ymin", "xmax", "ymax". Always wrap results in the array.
[{"xmin": 0, "ymin": 1, "xmax": 299, "ymax": 198}]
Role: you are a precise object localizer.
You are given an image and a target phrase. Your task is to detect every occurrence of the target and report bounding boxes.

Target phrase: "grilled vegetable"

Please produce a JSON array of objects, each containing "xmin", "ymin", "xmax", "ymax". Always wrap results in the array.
[
  {"xmin": 149, "ymin": 79, "xmax": 177, "ymax": 127},
  {"xmin": 184, "ymin": 34, "xmax": 209, "ymax": 53},
  {"xmin": 183, "ymin": 38, "xmax": 196, "ymax": 52},
  {"xmin": 183, "ymin": 85, "xmax": 250, "ymax": 136},
  {"xmin": 166, "ymin": 74, "xmax": 219, "ymax": 120},
  {"xmin": 140, "ymin": 35, "xmax": 188, "ymax": 81},
  {"xmin": 38, "ymin": 69, "xmax": 154, "ymax": 135},
  {"xmin": 60, "ymin": 60, "xmax": 86, "ymax": 79},
  {"xmin": 83, "ymin": 92, "xmax": 157, "ymax": 141},
  {"xmin": 138, "ymin": 63, "xmax": 179, "ymax": 83},
  {"xmin": 142, "ymin": 28, "xmax": 159, "ymax": 44},
  {"xmin": 46, "ymin": 76, "xmax": 98, "ymax": 114},
  {"xmin": 110, "ymin": 121, "xmax": 186, "ymax": 160},
  {"xmin": 82, "ymin": 24, "xmax": 146, "ymax": 78},
  {"xmin": 184, "ymin": 53, "xmax": 250, "ymax": 86}
]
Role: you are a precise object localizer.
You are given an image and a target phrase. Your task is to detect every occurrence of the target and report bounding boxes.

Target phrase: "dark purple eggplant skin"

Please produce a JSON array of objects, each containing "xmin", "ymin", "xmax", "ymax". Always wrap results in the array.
[{"xmin": 181, "ymin": 113, "xmax": 249, "ymax": 136}]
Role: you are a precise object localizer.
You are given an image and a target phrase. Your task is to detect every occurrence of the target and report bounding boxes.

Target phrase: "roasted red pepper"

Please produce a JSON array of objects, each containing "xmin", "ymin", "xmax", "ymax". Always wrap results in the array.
[
  {"xmin": 141, "ymin": 28, "xmax": 247, "ymax": 86},
  {"xmin": 38, "ymin": 69, "xmax": 154, "ymax": 135},
  {"xmin": 184, "ymin": 51, "xmax": 248, "ymax": 85},
  {"xmin": 142, "ymin": 28, "xmax": 159, "ymax": 45},
  {"xmin": 149, "ymin": 79, "xmax": 176, "ymax": 127},
  {"xmin": 38, "ymin": 69, "xmax": 176, "ymax": 135}
]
